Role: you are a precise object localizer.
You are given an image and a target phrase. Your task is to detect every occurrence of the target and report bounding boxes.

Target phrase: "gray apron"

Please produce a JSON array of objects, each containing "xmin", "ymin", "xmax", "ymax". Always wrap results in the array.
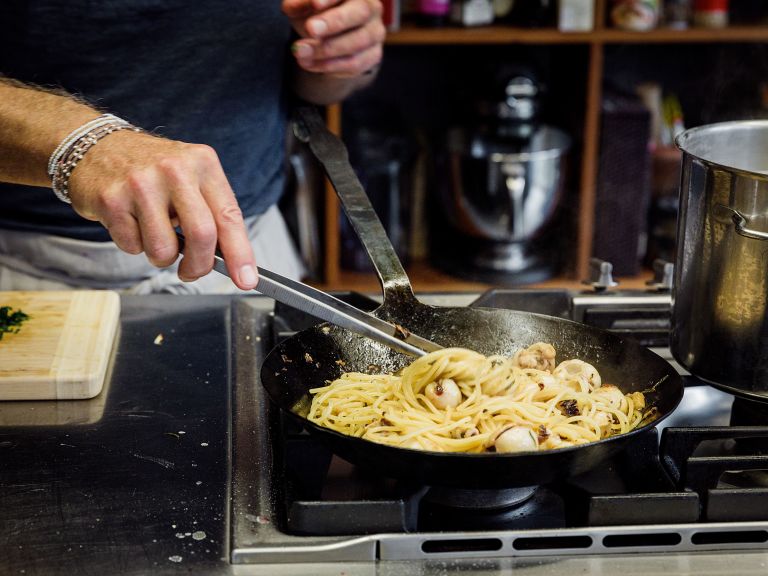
[{"xmin": 0, "ymin": 206, "xmax": 305, "ymax": 294}]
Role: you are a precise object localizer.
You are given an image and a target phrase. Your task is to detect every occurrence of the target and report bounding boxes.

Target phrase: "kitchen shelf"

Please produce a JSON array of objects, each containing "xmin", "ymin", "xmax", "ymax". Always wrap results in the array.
[
  {"xmin": 311, "ymin": 260, "xmax": 654, "ymax": 294},
  {"xmin": 318, "ymin": 15, "xmax": 768, "ymax": 290},
  {"xmin": 596, "ymin": 25, "xmax": 768, "ymax": 43},
  {"xmin": 386, "ymin": 25, "xmax": 595, "ymax": 45},
  {"xmin": 385, "ymin": 24, "xmax": 768, "ymax": 45},
  {"xmin": 313, "ymin": 261, "xmax": 490, "ymax": 293}
]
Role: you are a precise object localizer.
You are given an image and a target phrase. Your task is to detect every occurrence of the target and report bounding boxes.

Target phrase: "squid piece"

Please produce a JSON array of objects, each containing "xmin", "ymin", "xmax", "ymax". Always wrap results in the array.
[
  {"xmin": 425, "ymin": 378, "xmax": 462, "ymax": 409},
  {"xmin": 493, "ymin": 426, "xmax": 539, "ymax": 453},
  {"xmin": 403, "ymin": 437, "xmax": 444, "ymax": 452},
  {"xmin": 553, "ymin": 359, "xmax": 602, "ymax": 390},
  {"xmin": 593, "ymin": 410, "xmax": 614, "ymax": 435},
  {"xmin": 628, "ymin": 391, "xmax": 646, "ymax": 411},
  {"xmin": 451, "ymin": 426, "xmax": 480, "ymax": 439},
  {"xmin": 592, "ymin": 384, "xmax": 625, "ymax": 409},
  {"xmin": 512, "ymin": 342, "xmax": 557, "ymax": 372},
  {"xmin": 510, "ymin": 377, "xmax": 540, "ymax": 398},
  {"xmin": 539, "ymin": 434, "xmax": 574, "ymax": 451},
  {"xmin": 508, "ymin": 373, "xmax": 557, "ymax": 400}
]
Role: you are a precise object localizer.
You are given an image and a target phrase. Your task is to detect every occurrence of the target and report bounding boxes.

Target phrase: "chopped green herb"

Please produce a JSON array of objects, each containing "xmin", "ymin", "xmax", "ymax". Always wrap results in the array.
[{"xmin": 0, "ymin": 306, "xmax": 30, "ymax": 340}]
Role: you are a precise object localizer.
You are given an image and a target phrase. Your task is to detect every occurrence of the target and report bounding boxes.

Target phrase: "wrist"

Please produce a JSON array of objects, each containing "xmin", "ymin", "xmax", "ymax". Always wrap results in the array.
[{"xmin": 49, "ymin": 113, "xmax": 140, "ymax": 204}]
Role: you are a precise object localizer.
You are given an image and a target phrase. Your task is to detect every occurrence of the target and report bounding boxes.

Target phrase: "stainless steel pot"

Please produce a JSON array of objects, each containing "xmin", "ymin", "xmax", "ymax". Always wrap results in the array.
[{"xmin": 672, "ymin": 120, "xmax": 768, "ymax": 401}]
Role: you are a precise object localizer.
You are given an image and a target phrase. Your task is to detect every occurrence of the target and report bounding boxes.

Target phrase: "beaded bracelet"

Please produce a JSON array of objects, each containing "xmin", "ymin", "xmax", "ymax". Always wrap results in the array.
[
  {"xmin": 49, "ymin": 115, "xmax": 140, "ymax": 204},
  {"xmin": 47, "ymin": 114, "xmax": 124, "ymax": 177}
]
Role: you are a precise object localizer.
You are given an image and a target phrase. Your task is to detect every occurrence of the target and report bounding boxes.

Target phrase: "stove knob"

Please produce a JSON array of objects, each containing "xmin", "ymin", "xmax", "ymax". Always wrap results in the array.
[
  {"xmin": 582, "ymin": 258, "xmax": 619, "ymax": 292},
  {"xmin": 645, "ymin": 259, "xmax": 674, "ymax": 292}
]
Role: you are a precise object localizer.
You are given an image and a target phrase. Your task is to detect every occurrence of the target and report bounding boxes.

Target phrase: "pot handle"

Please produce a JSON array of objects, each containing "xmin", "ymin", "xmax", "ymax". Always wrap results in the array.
[
  {"xmin": 716, "ymin": 205, "xmax": 768, "ymax": 241},
  {"xmin": 292, "ymin": 106, "xmax": 420, "ymax": 314}
]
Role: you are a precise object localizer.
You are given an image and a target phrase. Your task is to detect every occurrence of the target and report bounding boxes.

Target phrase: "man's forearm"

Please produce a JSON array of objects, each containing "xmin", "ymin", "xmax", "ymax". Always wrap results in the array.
[
  {"xmin": 0, "ymin": 78, "xmax": 101, "ymax": 187},
  {"xmin": 0, "ymin": 77, "xmax": 261, "ymax": 289},
  {"xmin": 292, "ymin": 66, "xmax": 378, "ymax": 106}
]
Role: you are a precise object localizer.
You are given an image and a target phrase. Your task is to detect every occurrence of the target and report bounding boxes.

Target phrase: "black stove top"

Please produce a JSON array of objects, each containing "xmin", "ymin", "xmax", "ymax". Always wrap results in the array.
[
  {"xmin": 229, "ymin": 289, "xmax": 768, "ymax": 564},
  {"xmin": 279, "ymin": 412, "xmax": 768, "ymax": 538}
]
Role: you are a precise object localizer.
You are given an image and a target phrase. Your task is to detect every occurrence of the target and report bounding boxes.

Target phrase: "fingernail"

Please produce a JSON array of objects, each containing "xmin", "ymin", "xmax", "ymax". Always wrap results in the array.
[
  {"xmin": 239, "ymin": 264, "xmax": 258, "ymax": 287},
  {"xmin": 292, "ymin": 42, "xmax": 313, "ymax": 59},
  {"xmin": 308, "ymin": 18, "xmax": 327, "ymax": 37},
  {"xmin": 315, "ymin": 0, "xmax": 330, "ymax": 8}
]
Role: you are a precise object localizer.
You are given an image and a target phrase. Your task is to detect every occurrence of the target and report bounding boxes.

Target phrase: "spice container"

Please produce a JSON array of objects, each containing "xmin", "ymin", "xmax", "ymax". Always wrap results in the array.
[
  {"xmin": 451, "ymin": 0, "xmax": 495, "ymax": 26},
  {"xmin": 381, "ymin": 0, "xmax": 402, "ymax": 31},
  {"xmin": 416, "ymin": 0, "xmax": 451, "ymax": 26},
  {"xmin": 558, "ymin": 0, "xmax": 595, "ymax": 31},
  {"xmin": 693, "ymin": 0, "xmax": 729, "ymax": 27}
]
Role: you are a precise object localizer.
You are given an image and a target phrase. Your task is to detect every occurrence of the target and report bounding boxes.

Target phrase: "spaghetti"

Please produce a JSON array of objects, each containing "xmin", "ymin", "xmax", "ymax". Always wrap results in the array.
[{"xmin": 307, "ymin": 344, "xmax": 647, "ymax": 453}]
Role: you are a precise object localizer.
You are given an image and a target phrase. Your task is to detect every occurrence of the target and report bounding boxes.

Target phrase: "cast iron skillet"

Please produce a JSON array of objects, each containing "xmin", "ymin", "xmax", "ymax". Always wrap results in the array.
[{"xmin": 261, "ymin": 107, "xmax": 684, "ymax": 489}]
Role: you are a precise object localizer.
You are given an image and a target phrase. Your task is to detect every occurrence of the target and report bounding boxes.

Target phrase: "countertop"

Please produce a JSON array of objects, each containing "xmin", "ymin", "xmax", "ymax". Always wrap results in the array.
[
  {"xmin": 1, "ymin": 295, "xmax": 768, "ymax": 576},
  {"xmin": 1, "ymin": 296, "xmax": 231, "ymax": 575}
]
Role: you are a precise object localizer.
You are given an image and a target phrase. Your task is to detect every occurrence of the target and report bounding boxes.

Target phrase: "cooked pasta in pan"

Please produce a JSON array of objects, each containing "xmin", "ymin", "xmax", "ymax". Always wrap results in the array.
[{"xmin": 306, "ymin": 343, "xmax": 648, "ymax": 453}]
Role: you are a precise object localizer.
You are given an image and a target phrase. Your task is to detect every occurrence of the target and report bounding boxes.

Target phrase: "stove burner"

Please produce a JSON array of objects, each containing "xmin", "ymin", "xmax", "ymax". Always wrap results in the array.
[
  {"xmin": 419, "ymin": 485, "xmax": 565, "ymax": 532},
  {"xmin": 422, "ymin": 486, "xmax": 537, "ymax": 511}
]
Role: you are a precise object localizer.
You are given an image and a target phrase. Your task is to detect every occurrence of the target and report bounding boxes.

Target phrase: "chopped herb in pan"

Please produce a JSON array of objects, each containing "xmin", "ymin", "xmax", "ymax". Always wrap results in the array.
[{"xmin": 0, "ymin": 306, "xmax": 29, "ymax": 340}]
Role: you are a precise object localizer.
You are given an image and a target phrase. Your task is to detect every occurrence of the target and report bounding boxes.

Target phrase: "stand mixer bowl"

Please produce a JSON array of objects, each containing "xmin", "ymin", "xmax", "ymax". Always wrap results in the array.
[{"xmin": 434, "ymin": 124, "xmax": 571, "ymax": 283}]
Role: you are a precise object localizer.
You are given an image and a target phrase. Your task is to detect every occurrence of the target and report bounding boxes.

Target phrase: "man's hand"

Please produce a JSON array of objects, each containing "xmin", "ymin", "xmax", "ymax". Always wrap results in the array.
[
  {"xmin": 283, "ymin": 0, "xmax": 385, "ymax": 78},
  {"xmin": 68, "ymin": 130, "xmax": 259, "ymax": 289}
]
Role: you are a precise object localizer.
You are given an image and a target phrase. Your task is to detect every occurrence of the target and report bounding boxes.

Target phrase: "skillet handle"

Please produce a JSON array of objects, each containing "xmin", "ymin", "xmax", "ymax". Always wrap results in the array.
[{"xmin": 293, "ymin": 106, "xmax": 420, "ymax": 314}]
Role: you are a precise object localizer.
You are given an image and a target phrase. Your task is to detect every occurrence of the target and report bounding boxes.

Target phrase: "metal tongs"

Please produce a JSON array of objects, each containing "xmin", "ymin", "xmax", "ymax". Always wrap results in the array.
[
  {"xmin": 176, "ymin": 234, "xmax": 440, "ymax": 357},
  {"xmin": 175, "ymin": 108, "xmax": 443, "ymax": 357}
]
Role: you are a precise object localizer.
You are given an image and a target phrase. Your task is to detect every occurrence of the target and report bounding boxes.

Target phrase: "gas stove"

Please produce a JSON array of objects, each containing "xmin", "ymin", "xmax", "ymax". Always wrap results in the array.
[{"xmin": 229, "ymin": 276, "xmax": 768, "ymax": 567}]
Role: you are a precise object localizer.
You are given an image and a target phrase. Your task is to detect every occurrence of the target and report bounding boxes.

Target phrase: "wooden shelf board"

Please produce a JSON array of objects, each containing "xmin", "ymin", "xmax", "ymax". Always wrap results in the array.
[
  {"xmin": 311, "ymin": 261, "xmax": 654, "ymax": 294},
  {"xmin": 386, "ymin": 24, "xmax": 768, "ymax": 45},
  {"xmin": 386, "ymin": 25, "xmax": 595, "ymax": 45},
  {"xmin": 597, "ymin": 25, "xmax": 768, "ymax": 43}
]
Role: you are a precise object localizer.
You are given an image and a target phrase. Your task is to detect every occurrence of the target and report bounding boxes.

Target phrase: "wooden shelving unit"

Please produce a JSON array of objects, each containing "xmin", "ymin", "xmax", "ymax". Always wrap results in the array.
[
  {"xmin": 313, "ymin": 259, "xmax": 654, "ymax": 294},
  {"xmin": 318, "ymin": 6, "xmax": 768, "ymax": 291},
  {"xmin": 385, "ymin": 24, "xmax": 768, "ymax": 45}
]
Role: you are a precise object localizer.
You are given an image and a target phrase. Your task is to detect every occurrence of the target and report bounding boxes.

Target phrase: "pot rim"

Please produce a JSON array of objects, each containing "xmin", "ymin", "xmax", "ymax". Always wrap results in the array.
[{"xmin": 675, "ymin": 120, "xmax": 768, "ymax": 182}]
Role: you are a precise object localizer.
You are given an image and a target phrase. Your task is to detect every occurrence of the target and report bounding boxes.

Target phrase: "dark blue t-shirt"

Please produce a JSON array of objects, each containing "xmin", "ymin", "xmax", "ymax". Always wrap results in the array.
[{"xmin": 0, "ymin": 1, "xmax": 292, "ymax": 241}]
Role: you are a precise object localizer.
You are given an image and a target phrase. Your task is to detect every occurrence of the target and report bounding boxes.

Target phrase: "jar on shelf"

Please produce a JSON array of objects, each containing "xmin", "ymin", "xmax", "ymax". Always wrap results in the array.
[
  {"xmin": 693, "ymin": 0, "xmax": 729, "ymax": 28},
  {"xmin": 558, "ymin": 0, "xmax": 596, "ymax": 32},
  {"xmin": 610, "ymin": 0, "xmax": 660, "ymax": 31},
  {"xmin": 451, "ymin": 0, "xmax": 495, "ymax": 27},
  {"xmin": 663, "ymin": 0, "xmax": 692, "ymax": 28},
  {"xmin": 415, "ymin": 0, "xmax": 451, "ymax": 26}
]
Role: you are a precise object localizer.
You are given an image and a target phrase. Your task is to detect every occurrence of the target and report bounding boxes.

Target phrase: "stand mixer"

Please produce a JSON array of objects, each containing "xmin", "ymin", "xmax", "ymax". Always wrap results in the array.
[{"xmin": 432, "ymin": 70, "xmax": 571, "ymax": 284}]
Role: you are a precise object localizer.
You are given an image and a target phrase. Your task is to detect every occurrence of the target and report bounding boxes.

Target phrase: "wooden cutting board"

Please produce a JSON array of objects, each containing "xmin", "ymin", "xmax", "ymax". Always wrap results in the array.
[{"xmin": 0, "ymin": 291, "xmax": 120, "ymax": 400}]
